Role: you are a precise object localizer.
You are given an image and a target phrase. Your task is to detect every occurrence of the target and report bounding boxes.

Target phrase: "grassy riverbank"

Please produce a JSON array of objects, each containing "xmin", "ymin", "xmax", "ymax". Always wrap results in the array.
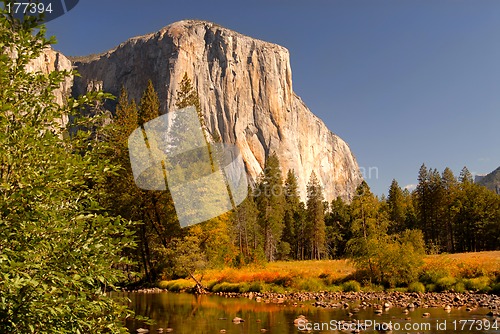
[{"xmin": 159, "ymin": 251, "xmax": 500, "ymax": 294}]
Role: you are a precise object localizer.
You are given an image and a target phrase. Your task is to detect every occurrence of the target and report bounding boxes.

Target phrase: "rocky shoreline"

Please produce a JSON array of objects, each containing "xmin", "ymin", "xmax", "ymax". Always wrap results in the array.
[{"xmin": 129, "ymin": 288, "xmax": 500, "ymax": 313}]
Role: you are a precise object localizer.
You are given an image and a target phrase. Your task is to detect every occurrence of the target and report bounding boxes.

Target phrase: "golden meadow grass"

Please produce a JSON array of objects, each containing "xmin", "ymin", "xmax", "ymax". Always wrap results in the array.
[{"xmin": 160, "ymin": 251, "xmax": 500, "ymax": 293}]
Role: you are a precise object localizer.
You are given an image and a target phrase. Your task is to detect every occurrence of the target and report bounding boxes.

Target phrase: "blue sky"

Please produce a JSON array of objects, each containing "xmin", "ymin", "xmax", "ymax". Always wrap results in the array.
[{"xmin": 45, "ymin": 0, "xmax": 500, "ymax": 196}]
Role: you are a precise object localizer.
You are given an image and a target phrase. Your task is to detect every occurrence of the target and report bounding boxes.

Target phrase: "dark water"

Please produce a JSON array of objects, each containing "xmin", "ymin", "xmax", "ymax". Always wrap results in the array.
[{"xmin": 121, "ymin": 292, "xmax": 499, "ymax": 334}]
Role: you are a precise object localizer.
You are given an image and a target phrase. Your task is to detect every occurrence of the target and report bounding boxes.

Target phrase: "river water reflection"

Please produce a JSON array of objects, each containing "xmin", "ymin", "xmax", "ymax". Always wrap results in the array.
[{"xmin": 122, "ymin": 292, "xmax": 499, "ymax": 334}]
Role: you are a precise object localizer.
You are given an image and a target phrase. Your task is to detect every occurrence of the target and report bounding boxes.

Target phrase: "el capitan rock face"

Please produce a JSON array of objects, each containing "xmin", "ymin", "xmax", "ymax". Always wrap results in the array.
[
  {"xmin": 25, "ymin": 48, "xmax": 73, "ymax": 126},
  {"xmin": 72, "ymin": 20, "xmax": 362, "ymax": 202}
]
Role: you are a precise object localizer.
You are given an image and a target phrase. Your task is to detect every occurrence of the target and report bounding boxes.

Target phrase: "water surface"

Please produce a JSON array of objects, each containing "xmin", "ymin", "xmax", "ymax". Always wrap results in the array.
[{"xmin": 122, "ymin": 292, "xmax": 499, "ymax": 333}]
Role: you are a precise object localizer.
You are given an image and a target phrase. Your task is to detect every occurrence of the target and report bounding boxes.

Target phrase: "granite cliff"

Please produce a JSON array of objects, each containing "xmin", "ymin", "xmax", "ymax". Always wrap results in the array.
[
  {"xmin": 26, "ymin": 48, "xmax": 73, "ymax": 126},
  {"xmin": 477, "ymin": 166, "xmax": 500, "ymax": 195},
  {"xmin": 72, "ymin": 20, "xmax": 363, "ymax": 202},
  {"xmin": 28, "ymin": 48, "xmax": 73, "ymax": 105}
]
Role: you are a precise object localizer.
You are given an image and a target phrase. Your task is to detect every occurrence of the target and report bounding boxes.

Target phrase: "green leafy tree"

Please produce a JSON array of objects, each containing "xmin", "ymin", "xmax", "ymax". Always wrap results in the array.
[
  {"xmin": 0, "ymin": 8, "xmax": 135, "ymax": 333},
  {"xmin": 170, "ymin": 224, "xmax": 208, "ymax": 292},
  {"xmin": 373, "ymin": 230, "xmax": 425, "ymax": 287},
  {"xmin": 348, "ymin": 185, "xmax": 424, "ymax": 287},
  {"xmin": 347, "ymin": 181, "xmax": 389, "ymax": 282}
]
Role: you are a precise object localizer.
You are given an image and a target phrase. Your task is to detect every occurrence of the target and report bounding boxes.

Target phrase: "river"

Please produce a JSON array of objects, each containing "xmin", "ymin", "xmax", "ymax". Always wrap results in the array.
[{"xmin": 122, "ymin": 292, "xmax": 499, "ymax": 333}]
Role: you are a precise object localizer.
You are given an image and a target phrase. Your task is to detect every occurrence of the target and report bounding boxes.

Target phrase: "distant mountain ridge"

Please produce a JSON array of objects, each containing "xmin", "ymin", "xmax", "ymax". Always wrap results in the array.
[
  {"xmin": 71, "ymin": 20, "xmax": 363, "ymax": 202},
  {"xmin": 477, "ymin": 166, "xmax": 500, "ymax": 194}
]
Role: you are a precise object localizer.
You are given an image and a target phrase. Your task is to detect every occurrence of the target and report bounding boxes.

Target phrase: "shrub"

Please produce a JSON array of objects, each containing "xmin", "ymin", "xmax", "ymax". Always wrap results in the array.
[
  {"xmin": 342, "ymin": 280, "xmax": 361, "ymax": 292},
  {"xmin": 326, "ymin": 285, "xmax": 343, "ymax": 292},
  {"xmin": 248, "ymin": 281, "xmax": 263, "ymax": 292},
  {"xmin": 206, "ymin": 280, "xmax": 218, "ymax": 290},
  {"xmin": 436, "ymin": 276, "xmax": 456, "ymax": 292},
  {"xmin": 349, "ymin": 230, "xmax": 425, "ymax": 287},
  {"xmin": 457, "ymin": 262, "xmax": 488, "ymax": 279},
  {"xmin": 262, "ymin": 284, "xmax": 286, "ymax": 294},
  {"xmin": 237, "ymin": 283, "xmax": 250, "ymax": 293},
  {"xmin": 158, "ymin": 279, "xmax": 195, "ymax": 292},
  {"xmin": 407, "ymin": 282, "xmax": 425, "ymax": 293},
  {"xmin": 361, "ymin": 283, "xmax": 384, "ymax": 292},
  {"xmin": 419, "ymin": 268, "xmax": 449, "ymax": 285},
  {"xmin": 426, "ymin": 283, "xmax": 437, "ymax": 292},
  {"xmin": 491, "ymin": 283, "xmax": 500, "ymax": 296},
  {"xmin": 212, "ymin": 282, "xmax": 242, "ymax": 293},
  {"xmin": 158, "ymin": 280, "xmax": 168, "ymax": 289},
  {"xmin": 453, "ymin": 282, "xmax": 466, "ymax": 293},
  {"xmin": 318, "ymin": 272, "xmax": 329, "ymax": 279},
  {"xmin": 321, "ymin": 274, "xmax": 342, "ymax": 286},
  {"xmin": 464, "ymin": 276, "xmax": 491, "ymax": 293},
  {"xmin": 209, "ymin": 280, "xmax": 266, "ymax": 293},
  {"xmin": 272, "ymin": 273, "xmax": 294, "ymax": 287},
  {"xmin": 294, "ymin": 278, "xmax": 326, "ymax": 292}
]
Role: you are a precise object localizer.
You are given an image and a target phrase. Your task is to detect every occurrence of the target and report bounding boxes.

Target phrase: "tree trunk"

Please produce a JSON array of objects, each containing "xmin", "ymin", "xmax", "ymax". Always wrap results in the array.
[{"xmin": 189, "ymin": 273, "xmax": 208, "ymax": 294}]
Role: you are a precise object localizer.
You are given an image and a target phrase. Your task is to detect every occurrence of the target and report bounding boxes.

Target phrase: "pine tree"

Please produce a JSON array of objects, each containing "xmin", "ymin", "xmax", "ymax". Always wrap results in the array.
[
  {"xmin": 306, "ymin": 172, "xmax": 326, "ymax": 259},
  {"xmin": 173, "ymin": 73, "xmax": 220, "ymax": 182},
  {"xmin": 454, "ymin": 169, "xmax": 500, "ymax": 252},
  {"xmin": 428, "ymin": 168, "xmax": 443, "ymax": 249},
  {"xmin": 403, "ymin": 188, "xmax": 418, "ymax": 229},
  {"xmin": 176, "ymin": 73, "xmax": 202, "ymax": 118},
  {"xmin": 282, "ymin": 169, "xmax": 300, "ymax": 259},
  {"xmin": 255, "ymin": 153, "xmax": 286, "ymax": 261},
  {"xmin": 139, "ymin": 80, "xmax": 160, "ymax": 125},
  {"xmin": 459, "ymin": 166, "xmax": 473, "ymax": 184},
  {"xmin": 441, "ymin": 167, "xmax": 458, "ymax": 252},
  {"xmin": 233, "ymin": 186, "xmax": 259, "ymax": 262},
  {"xmin": 387, "ymin": 179, "xmax": 406, "ymax": 234},
  {"xmin": 107, "ymin": 85, "xmax": 181, "ymax": 283},
  {"xmin": 350, "ymin": 181, "xmax": 387, "ymax": 239},
  {"xmin": 325, "ymin": 196, "xmax": 351, "ymax": 258},
  {"xmin": 113, "ymin": 86, "xmax": 139, "ymax": 149},
  {"xmin": 415, "ymin": 164, "xmax": 432, "ymax": 247}
]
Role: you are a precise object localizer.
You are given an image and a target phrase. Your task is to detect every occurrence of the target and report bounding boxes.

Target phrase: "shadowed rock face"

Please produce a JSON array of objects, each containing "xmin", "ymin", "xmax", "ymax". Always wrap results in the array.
[
  {"xmin": 477, "ymin": 166, "xmax": 500, "ymax": 194},
  {"xmin": 72, "ymin": 20, "xmax": 363, "ymax": 202}
]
